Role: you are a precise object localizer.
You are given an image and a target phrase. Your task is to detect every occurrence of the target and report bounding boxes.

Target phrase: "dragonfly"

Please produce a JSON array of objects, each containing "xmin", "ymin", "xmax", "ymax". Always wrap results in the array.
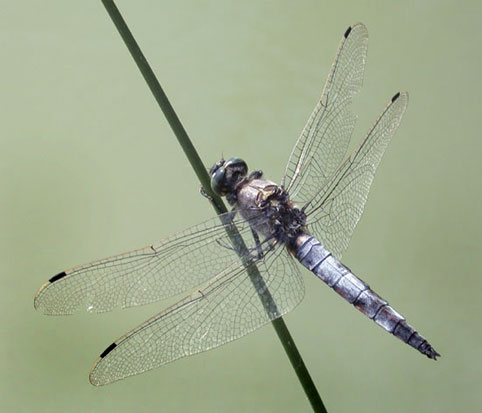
[{"xmin": 34, "ymin": 23, "xmax": 439, "ymax": 386}]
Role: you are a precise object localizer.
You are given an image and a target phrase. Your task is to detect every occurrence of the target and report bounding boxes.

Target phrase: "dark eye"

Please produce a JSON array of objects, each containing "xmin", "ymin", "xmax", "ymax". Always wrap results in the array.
[
  {"xmin": 210, "ymin": 167, "xmax": 226, "ymax": 196},
  {"xmin": 209, "ymin": 159, "xmax": 225, "ymax": 176},
  {"xmin": 225, "ymin": 158, "xmax": 248, "ymax": 177}
]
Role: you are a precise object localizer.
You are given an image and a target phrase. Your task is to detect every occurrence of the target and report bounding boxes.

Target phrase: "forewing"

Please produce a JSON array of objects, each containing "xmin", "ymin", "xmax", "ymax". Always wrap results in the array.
[
  {"xmin": 282, "ymin": 23, "xmax": 368, "ymax": 204},
  {"xmin": 89, "ymin": 244, "xmax": 304, "ymax": 385},
  {"xmin": 34, "ymin": 212, "xmax": 258, "ymax": 315},
  {"xmin": 306, "ymin": 92, "xmax": 409, "ymax": 258}
]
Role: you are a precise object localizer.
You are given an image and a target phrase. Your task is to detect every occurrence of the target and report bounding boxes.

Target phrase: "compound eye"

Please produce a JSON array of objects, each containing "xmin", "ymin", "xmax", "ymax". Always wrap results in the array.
[
  {"xmin": 225, "ymin": 158, "xmax": 248, "ymax": 177},
  {"xmin": 209, "ymin": 159, "xmax": 225, "ymax": 176},
  {"xmin": 210, "ymin": 167, "xmax": 226, "ymax": 196}
]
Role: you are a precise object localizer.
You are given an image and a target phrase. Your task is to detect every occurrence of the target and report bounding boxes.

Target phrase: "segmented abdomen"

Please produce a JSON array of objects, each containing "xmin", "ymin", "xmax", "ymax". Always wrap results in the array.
[{"xmin": 295, "ymin": 234, "xmax": 439, "ymax": 359}]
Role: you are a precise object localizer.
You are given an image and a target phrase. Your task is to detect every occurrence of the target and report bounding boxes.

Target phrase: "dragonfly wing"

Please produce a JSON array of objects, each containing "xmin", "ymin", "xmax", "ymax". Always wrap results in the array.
[
  {"xmin": 89, "ymin": 243, "xmax": 304, "ymax": 385},
  {"xmin": 34, "ymin": 212, "xmax": 260, "ymax": 315},
  {"xmin": 282, "ymin": 23, "xmax": 368, "ymax": 204},
  {"xmin": 306, "ymin": 92, "xmax": 409, "ymax": 259}
]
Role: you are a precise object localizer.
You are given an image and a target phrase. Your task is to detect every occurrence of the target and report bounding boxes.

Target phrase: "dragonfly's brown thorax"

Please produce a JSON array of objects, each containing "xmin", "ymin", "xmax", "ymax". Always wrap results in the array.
[{"xmin": 236, "ymin": 178, "xmax": 307, "ymax": 251}]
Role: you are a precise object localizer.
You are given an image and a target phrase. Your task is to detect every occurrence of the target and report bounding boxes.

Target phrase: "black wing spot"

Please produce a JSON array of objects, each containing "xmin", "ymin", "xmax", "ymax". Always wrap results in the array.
[
  {"xmin": 392, "ymin": 92, "xmax": 401, "ymax": 102},
  {"xmin": 48, "ymin": 271, "xmax": 67, "ymax": 283},
  {"xmin": 344, "ymin": 25, "xmax": 352, "ymax": 38},
  {"xmin": 100, "ymin": 343, "xmax": 117, "ymax": 358}
]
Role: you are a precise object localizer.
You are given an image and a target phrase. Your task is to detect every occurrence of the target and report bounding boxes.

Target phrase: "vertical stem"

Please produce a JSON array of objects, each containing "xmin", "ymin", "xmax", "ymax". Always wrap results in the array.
[
  {"xmin": 101, "ymin": 0, "xmax": 223, "ymax": 214},
  {"xmin": 100, "ymin": 1, "xmax": 327, "ymax": 412}
]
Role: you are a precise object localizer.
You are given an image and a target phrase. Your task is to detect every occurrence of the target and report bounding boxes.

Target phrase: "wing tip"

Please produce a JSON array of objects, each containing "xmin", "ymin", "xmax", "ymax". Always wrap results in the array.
[
  {"xmin": 90, "ymin": 341, "xmax": 126, "ymax": 386},
  {"xmin": 34, "ymin": 271, "xmax": 68, "ymax": 312},
  {"xmin": 345, "ymin": 22, "xmax": 367, "ymax": 39},
  {"xmin": 89, "ymin": 343, "xmax": 118, "ymax": 386},
  {"xmin": 33, "ymin": 281, "xmax": 50, "ymax": 311},
  {"xmin": 392, "ymin": 90, "xmax": 409, "ymax": 102},
  {"xmin": 89, "ymin": 366, "xmax": 103, "ymax": 386},
  {"xmin": 391, "ymin": 91, "xmax": 409, "ymax": 109},
  {"xmin": 391, "ymin": 92, "xmax": 401, "ymax": 102}
]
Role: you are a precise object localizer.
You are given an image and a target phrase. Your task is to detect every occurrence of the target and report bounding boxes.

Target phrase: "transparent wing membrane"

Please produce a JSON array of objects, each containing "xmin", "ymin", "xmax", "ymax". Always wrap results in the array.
[
  {"xmin": 306, "ymin": 92, "xmax": 409, "ymax": 258},
  {"xmin": 282, "ymin": 23, "xmax": 368, "ymax": 204},
  {"xmin": 90, "ymin": 244, "xmax": 303, "ymax": 385},
  {"xmin": 34, "ymin": 212, "xmax": 260, "ymax": 315}
]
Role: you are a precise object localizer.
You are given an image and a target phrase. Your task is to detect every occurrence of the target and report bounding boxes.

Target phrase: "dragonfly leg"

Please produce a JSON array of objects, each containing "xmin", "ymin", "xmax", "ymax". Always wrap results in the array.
[
  {"xmin": 200, "ymin": 186, "xmax": 214, "ymax": 202},
  {"xmin": 251, "ymin": 228, "xmax": 264, "ymax": 259},
  {"xmin": 215, "ymin": 238, "xmax": 257, "ymax": 258},
  {"xmin": 201, "ymin": 184, "xmax": 238, "ymax": 208},
  {"xmin": 215, "ymin": 224, "xmax": 271, "ymax": 261}
]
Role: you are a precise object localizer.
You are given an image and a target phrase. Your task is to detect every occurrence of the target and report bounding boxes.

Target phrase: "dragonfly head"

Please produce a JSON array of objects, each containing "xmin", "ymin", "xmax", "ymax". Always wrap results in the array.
[{"xmin": 210, "ymin": 157, "xmax": 248, "ymax": 197}]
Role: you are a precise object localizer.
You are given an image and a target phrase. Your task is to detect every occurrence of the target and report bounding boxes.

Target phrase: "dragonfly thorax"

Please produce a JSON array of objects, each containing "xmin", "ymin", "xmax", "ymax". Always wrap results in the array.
[{"xmin": 236, "ymin": 178, "xmax": 307, "ymax": 251}]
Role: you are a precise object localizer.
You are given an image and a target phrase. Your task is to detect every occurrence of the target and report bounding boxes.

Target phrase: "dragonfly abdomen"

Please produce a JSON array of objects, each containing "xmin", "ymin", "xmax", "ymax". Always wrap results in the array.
[{"xmin": 295, "ymin": 234, "xmax": 440, "ymax": 360}]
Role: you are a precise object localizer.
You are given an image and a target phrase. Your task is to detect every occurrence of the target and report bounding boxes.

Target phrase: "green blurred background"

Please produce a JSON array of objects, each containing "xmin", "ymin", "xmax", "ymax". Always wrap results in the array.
[{"xmin": 1, "ymin": 1, "xmax": 480, "ymax": 412}]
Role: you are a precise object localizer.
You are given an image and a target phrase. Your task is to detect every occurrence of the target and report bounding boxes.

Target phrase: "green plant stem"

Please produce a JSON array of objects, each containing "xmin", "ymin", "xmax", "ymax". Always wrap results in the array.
[{"xmin": 100, "ymin": 1, "xmax": 327, "ymax": 412}]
